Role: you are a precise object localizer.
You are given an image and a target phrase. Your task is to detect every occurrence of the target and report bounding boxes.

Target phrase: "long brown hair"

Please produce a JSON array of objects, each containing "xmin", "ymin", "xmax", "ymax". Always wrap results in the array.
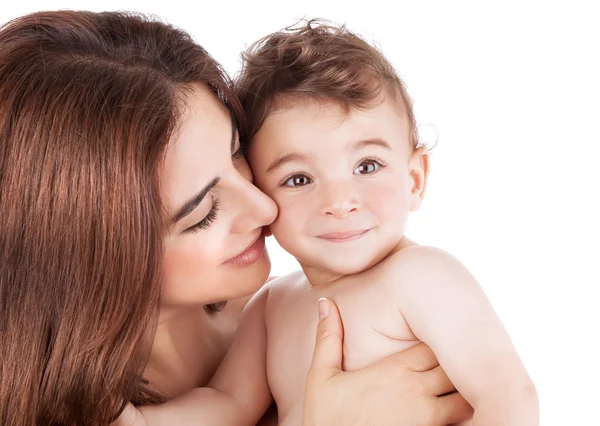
[{"xmin": 0, "ymin": 11, "xmax": 244, "ymax": 425}]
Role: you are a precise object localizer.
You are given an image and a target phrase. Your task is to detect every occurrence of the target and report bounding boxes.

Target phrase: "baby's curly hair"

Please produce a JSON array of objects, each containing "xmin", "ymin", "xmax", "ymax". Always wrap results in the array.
[{"xmin": 236, "ymin": 19, "xmax": 418, "ymax": 149}]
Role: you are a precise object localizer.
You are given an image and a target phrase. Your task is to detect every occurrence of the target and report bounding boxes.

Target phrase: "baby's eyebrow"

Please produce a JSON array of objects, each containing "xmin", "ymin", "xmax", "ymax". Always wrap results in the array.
[
  {"xmin": 265, "ymin": 152, "xmax": 309, "ymax": 173},
  {"xmin": 264, "ymin": 138, "xmax": 390, "ymax": 174},
  {"xmin": 352, "ymin": 138, "xmax": 392, "ymax": 150}
]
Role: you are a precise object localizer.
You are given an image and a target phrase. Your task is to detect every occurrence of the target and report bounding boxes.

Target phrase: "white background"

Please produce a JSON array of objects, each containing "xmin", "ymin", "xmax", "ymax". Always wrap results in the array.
[{"xmin": 3, "ymin": 1, "xmax": 599, "ymax": 424}]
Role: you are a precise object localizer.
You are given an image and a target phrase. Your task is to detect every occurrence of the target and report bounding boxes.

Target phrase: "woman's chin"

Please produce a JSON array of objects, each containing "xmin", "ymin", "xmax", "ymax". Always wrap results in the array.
[
  {"xmin": 160, "ymin": 250, "xmax": 272, "ymax": 310},
  {"xmin": 239, "ymin": 253, "xmax": 272, "ymax": 295},
  {"xmin": 221, "ymin": 251, "xmax": 272, "ymax": 301}
]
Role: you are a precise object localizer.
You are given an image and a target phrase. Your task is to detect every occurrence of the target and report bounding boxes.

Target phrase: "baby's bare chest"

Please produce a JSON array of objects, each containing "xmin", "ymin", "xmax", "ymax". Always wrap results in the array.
[{"xmin": 265, "ymin": 279, "xmax": 418, "ymax": 420}]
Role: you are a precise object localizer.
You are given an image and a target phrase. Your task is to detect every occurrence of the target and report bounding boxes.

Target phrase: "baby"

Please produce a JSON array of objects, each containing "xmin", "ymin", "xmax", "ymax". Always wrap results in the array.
[{"xmin": 142, "ymin": 20, "xmax": 538, "ymax": 426}]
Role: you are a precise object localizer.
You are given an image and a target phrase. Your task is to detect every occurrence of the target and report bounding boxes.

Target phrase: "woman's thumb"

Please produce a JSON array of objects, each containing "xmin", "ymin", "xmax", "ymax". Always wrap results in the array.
[
  {"xmin": 307, "ymin": 298, "xmax": 344, "ymax": 383},
  {"xmin": 110, "ymin": 403, "xmax": 147, "ymax": 426}
]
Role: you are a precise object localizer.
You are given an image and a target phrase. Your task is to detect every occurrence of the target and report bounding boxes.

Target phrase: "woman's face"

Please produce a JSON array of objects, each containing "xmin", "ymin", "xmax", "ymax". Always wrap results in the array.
[{"xmin": 160, "ymin": 84, "xmax": 277, "ymax": 311}]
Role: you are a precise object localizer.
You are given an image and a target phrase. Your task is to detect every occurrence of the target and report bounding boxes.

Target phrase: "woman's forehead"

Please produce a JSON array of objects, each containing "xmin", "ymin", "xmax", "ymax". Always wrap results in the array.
[{"xmin": 160, "ymin": 84, "xmax": 233, "ymax": 215}]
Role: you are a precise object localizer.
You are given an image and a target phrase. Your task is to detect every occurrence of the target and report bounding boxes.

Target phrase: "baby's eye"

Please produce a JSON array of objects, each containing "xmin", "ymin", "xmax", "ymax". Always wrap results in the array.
[
  {"xmin": 353, "ymin": 160, "xmax": 381, "ymax": 175},
  {"xmin": 283, "ymin": 174, "xmax": 312, "ymax": 187}
]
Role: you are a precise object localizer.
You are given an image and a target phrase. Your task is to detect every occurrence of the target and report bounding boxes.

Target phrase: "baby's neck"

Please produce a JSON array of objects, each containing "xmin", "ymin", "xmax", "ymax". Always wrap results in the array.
[
  {"xmin": 301, "ymin": 268, "xmax": 346, "ymax": 288},
  {"xmin": 300, "ymin": 236, "xmax": 415, "ymax": 288}
]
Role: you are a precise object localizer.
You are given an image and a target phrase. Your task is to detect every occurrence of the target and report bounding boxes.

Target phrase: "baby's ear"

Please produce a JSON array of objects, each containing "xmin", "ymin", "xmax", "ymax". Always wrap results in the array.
[{"xmin": 409, "ymin": 146, "xmax": 430, "ymax": 211}]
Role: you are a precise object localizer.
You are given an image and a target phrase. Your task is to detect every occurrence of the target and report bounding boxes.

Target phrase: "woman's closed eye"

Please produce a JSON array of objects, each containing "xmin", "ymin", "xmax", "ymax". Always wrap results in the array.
[{"xmin": 187, "ymin": 197, "xmax": 220, "ymax": 233}]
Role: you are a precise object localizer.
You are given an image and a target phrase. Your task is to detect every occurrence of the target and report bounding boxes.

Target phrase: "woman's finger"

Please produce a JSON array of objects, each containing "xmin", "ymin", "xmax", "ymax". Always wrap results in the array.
[
  {"xmin": 422, "ymin": 365, "xmax": 456, "ymax": 396},
  {"xmin": 431, "ymin": 392, "xmax": 473, "ymax": 425},
  {"xmin": 382, "ymin": 342, "xmax": 439, "ymax": 372},
  {"xmin": 306, "ymin": 298, "xmax": 344, "ymax": 384},
  {"xmin": 110, "ymin": 403, "xmax": 147, "ymax": 426}
]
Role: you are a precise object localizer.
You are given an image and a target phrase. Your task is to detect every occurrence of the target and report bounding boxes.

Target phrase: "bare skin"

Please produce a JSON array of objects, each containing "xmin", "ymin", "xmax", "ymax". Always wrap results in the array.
[
  {"xmin": 143, "ymin": 296, "xmax": 252, "ymax": 400},
  {"xmin": 111, "ymin": 87, "xmax": 473, "ymax": 426},
  {"xmin": 118, "ymin": 298, "xmax": 473, "ymax": 426},
  {"xmin": 132, "ymin": 97, "xmax": 536, "ymax": 425}
]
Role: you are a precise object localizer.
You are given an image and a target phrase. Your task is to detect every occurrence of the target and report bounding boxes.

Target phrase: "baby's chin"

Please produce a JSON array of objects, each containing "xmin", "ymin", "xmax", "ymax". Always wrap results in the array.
[
  {"xmin": 302, "ymin": 253, "xmax": 381, "ymax": 279},
  {"xmin": 322, "ymin": 240, "xmax": 401, "ymax": 274}
]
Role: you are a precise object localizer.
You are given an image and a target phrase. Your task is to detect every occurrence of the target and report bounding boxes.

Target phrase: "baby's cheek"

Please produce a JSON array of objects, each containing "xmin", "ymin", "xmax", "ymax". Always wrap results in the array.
[
  {"xmin": 365, "ymin": 184, "xmax": 410, "ymax": 222},
  {"xmin": 269, "ymin": 197, "xmax": 310, "ymax": 249}
]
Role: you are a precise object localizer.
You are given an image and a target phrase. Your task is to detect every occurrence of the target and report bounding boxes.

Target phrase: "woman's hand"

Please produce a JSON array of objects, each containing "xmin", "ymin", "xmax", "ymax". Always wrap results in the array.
[
  {"xmin": 110, "ymin": 403, "xmax": 146, "ymax": 426},
  {"xmin": 303, "ymin": 298, "xmax": 473, "ymax": 426}
]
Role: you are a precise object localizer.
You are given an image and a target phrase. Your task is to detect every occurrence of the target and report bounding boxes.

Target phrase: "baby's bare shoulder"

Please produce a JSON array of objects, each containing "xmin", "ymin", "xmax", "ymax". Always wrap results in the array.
[
  {"xmin": 265, "ymin": 270, "xmax": 307, "ymax": 293},
  {"xmin": 388, "ymin": 244, "xmax": 457, "ymax": 266},
  {"xmin": 264, "ymin": 271, "xmax": 310, "ymax": 308},
  {"xmin": 378, "ymin": 245, "xmax": 466, "ymax": 290}
]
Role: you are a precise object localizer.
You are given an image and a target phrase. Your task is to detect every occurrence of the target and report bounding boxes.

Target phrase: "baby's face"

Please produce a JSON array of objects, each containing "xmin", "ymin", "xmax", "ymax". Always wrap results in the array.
[{"xmin": 248, "ymin": 96, "xmax": 427, "ymax": 276}]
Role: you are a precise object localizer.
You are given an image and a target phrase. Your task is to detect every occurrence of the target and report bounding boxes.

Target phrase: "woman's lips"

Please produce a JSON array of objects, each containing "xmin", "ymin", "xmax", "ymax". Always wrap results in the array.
[
  {"xmin": 316, "ymin": 229, "xmax": 370, "ymax": 242},
  {"xmin": 224, "ymin": 230, "xmax": 266, "ymax": 267}
]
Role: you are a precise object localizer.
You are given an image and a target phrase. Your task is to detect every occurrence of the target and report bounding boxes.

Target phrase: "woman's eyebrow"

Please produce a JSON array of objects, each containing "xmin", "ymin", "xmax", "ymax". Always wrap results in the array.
[
  {"xmin": 172, "ymin": 177, "xmax": 221, "ymax": 224},
  {"xmin": 231, "ymin": 119, "xmax": 238, "ymax": 153}
]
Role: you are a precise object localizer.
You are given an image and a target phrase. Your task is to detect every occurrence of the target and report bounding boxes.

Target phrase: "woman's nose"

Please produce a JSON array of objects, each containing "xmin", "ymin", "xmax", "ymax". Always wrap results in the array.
[{"xmin": 231, "ymin": 157, "xmax": 277, "ymax": 233}]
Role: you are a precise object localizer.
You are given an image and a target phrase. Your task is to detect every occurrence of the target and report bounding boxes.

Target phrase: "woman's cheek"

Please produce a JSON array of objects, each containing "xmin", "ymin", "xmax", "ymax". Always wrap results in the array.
[{"xmin": 161, "ymin": 236, "xmax": 221, "ymax": 304}]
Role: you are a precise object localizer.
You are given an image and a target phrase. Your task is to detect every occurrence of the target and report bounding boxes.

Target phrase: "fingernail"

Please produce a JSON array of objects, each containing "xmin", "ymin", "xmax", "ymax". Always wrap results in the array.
[{"xmin": 318, "ymin": 297, "xmax": 329, "ymax": 320}]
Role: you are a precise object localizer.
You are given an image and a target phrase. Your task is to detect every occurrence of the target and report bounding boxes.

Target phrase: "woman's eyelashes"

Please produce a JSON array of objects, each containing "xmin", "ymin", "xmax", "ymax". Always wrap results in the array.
[
  {"xmin": 280, "ymin": 158, "xmax": 386, "ymax": 187},
  {"xmin": 187, "ymin": 197, "xmax": 220, "ymax": 233},
  {"xmin": 187, "ymin": 140, "xmax": 241, "ymax": 233}
]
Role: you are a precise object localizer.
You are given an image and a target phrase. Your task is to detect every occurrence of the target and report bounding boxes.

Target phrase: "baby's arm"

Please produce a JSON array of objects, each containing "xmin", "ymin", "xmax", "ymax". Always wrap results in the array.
[
  {"xmin": 392, "ymin": 246, "xmax": 538, "ymax": 426},
  {"xmin": 140, "ymin": 286, "xmax": 272, "ymax": 425}
]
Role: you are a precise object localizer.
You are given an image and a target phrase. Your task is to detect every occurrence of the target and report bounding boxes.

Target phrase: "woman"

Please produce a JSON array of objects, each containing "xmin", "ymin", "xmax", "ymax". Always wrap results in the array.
[{"xmin": 0, "ymin": 10, "xmax": 471, "ymax": 425}]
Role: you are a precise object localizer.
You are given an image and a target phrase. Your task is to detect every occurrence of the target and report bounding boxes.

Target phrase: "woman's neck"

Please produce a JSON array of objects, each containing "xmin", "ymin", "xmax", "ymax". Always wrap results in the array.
[{"xmin": 143, "ymin": 297, "xmax": 249, "ymax": 399}]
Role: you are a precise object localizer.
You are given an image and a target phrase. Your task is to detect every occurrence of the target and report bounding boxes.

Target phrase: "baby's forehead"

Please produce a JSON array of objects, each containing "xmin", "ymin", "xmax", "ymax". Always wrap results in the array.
[
  {"xmin": 269, "ymin": 92, "xmax": 407, "ymax": 118},
  {"xmin": 248, "ymin": 95, "xmax": 412, "ymax": 163},
  {"xmin": 256, "ymin": 94, "xmax": 409, "ymax": 140}
]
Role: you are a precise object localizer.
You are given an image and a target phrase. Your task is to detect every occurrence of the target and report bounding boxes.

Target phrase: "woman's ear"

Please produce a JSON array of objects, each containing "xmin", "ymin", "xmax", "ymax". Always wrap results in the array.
[{"xmin": 409, "ymin": 146, "xmax": 430, "ymax": 211}]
